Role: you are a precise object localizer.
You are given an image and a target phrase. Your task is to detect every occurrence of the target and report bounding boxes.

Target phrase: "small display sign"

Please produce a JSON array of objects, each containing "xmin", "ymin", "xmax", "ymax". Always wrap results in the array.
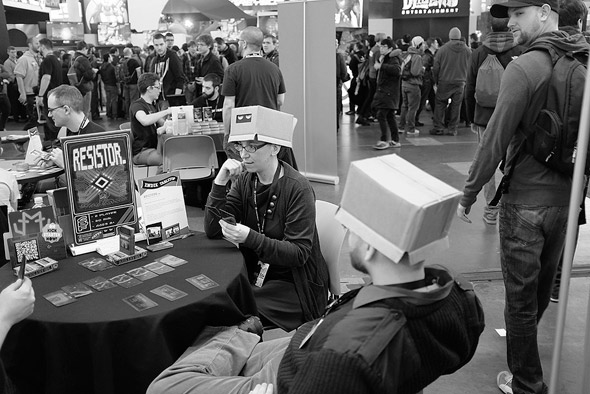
[
  {"xmin": 396, "ymin": 0, "xmax": 469, "ymax": 18},
  {"xmin": 61, "ymin": 130, "xmax": 137, "ymax": 245}
]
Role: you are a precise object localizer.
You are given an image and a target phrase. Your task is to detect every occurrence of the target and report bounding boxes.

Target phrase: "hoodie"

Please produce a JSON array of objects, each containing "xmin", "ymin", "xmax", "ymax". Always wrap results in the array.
[
  {"xmin": 401, "ymin": 46, "xmax": 424, "ymax": 86},
  {"xmin": 465, "ymin": 32, "xmax": 522, "ymax": 126},
  {"xmin": 433, "ymin": 40, "xmax": 471, "ymax": 84},
  {"xmin": 461, "ymin": 31, "xmax": 590, "ymax": 209}
]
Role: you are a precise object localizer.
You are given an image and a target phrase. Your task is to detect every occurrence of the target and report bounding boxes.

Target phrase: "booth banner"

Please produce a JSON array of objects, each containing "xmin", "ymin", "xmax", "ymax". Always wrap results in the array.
[
  {"xmin": 395, "ymin": 0, "xmax": 470, "ymax": 18},
  {"xmin": 138, "ymin": 172, "xmax": 189, "ymax": 244},
  {"xmin": 62, "ymin": 130, "xmax": 137, "ymax": 245}
]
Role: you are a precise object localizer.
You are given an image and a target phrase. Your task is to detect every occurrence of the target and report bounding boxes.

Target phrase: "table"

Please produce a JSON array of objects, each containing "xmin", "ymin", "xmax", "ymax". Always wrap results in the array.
[
  {"xmin": 0, "ymin": 233, "xmax": 257, "ymax": 394},
  {"xmin": 0, "ymin": 160, "xmax": 64, "ymax": 184}
]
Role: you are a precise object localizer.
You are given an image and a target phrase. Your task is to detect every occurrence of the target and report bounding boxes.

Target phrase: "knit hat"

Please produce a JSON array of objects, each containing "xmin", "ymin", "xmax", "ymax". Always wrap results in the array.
[
  {"xmin": 229, "ymin": 106, "xmax": 297, "ymax": 148},
  {"xmin": 490, "ymin": 0, "xmax": 558, "ymax": 18},
  {"xmin": 335, "ymin": 154, "xmax": 462, "ymax": 265},
  {"xmin": 449, "ymin": 27, "xmax": 461, "ymax": 40},
  {"xmin": 411, "ymin": 36, "xmax": 424, "ymax": 48}
]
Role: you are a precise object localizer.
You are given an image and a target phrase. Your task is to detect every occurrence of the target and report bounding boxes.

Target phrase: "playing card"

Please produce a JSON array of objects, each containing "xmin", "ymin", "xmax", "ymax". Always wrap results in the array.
[
  {"xmin": 127, "ymin": 267, "xmax": 158, "ymax": 281},
  {"xmin": 78, "ymin": 257, "xmax": 113, "ymax": 272},
  {"xmin": 123, "ymin": 293, "xmax": 158, "ymax": 312},
  {"xmin": 61, "ymin": 282, "xmax": 93, "ymax": 298},
  {"xmin": 158, "ymin": 254, "xmax": 187, "ymax": 267},
  {"xmin": 146, "ymin": 241, "xmax": 174, "ymax": 252},
  {"xmin": 144, "ymin": 261, "xmax": 175, "ymax": 274},
  {"xmin": 84, "ymin": 276, "xmax": 117, "ymax": 291},
  {"xmin": 150, "ymin": 285, "xmax": 188, "ymax": 301},
  {"xmin": 110, "ymin": 274, "xmax": 142, "ymax": 288},
  {"xmin": 44, "ymin": 290, "xmax": 77, "ymax": 307},
  {"xmin": 186, "ymin": 274, "xmax": 219, "ymax": 290}
]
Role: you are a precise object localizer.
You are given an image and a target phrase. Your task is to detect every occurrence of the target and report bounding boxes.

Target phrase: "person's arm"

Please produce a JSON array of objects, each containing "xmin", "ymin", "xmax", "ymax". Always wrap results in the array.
[
  {"xmin": 464, "ymin": 52, "xmax": 479, "ymax": 125},
  {"xmin": 222, "ymin": 95, "xmax": 236, "ymax": 139},
  {"xmin": 134, "ymin": 107, "xmax": 171, "ymax": 127},
  {"xmin": 16, "ymin": 75, "xmax": 26, "ymax": 104},
  {"xmin": 277, "ymin": 93, "xmax": 285, "ymax": 107},
  {"xmin": 0, "ymin": 278, "xmax": 35, "ymax": 350},
  {"xmin": 169, "ymin": 55, "xmax": 186, "ymax": 95},
  {"xmin": 38, "ymin": 74, "xmax": 51, "ymax": 98}
]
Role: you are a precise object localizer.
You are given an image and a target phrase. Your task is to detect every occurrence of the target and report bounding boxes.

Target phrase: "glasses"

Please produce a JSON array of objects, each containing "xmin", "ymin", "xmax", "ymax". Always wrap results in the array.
[
  {"xmin": 47, "ymin": 104, "xmax": 66, "ymax": 115},
  {"xmin": 149, "ymin": 85, "xmax": 162, "ymax": 90},
  {"xmin": 233, "ymin": 142, "xmax": 267, "ymax": 153}
]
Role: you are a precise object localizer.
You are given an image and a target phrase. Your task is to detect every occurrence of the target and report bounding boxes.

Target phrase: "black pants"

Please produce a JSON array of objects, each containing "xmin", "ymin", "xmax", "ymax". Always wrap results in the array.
[
  {"xmin": 376, "ymin": 108, "xmax": 399, "ymax": 142},
  {"xmin": 23, "ymin": 94, "xmax": 37, "ymax": 130},
  {"xmin": 0, "ymin": 94, "xmax": 11, "ymax": 130},
  {"xmin": 358, "ymin": 78, "xmax": 376, "ymax": 119},
  {"xmin": 42, "ymin": 95, "xmax": 59, "ymax": 141}
]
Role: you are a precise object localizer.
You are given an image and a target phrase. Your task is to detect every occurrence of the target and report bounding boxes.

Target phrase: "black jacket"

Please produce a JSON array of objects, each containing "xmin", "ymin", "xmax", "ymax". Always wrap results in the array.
[{"xmin": 372, "ymin": 49, "xmax": 402, "ymax": 109}]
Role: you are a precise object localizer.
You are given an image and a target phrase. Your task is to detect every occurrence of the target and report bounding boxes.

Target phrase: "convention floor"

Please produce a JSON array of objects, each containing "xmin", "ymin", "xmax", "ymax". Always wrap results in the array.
[{"xmin": 5, "ymin": 105, "xmax": 589, "ymax": 392}]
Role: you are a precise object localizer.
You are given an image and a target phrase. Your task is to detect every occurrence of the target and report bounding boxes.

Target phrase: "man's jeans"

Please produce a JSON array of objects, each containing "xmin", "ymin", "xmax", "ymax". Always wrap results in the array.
[
  {"xmin": 147, "ymin": 326, "xmax": 291, "ymax": 394},
  {"xmin": 433, "ymin": 81, "xmax": 465, "ymax": 132},
  {"xmin": 499, "ymin": 203, "xmax": 568, "ymax": 394},
  {"xmin": 399, "ymin": 82, "xmax": 421, "ymax": 131},
  {"xmin": 376, "ymin": 108, "xmax": 399, "ymax": 142}
]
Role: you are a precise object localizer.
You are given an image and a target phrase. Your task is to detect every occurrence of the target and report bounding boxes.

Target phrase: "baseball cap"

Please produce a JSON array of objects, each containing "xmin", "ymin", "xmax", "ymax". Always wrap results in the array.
[
  {"xmin": 411, "ymin": 36, "xmax": 425, "ymax": 48},
  {"xmin": 490, "ymin": 0, "xmax": 559, "ymax": 18}
]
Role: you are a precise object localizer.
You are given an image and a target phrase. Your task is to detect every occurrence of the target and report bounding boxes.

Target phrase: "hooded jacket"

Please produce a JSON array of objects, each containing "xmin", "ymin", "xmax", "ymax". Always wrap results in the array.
[
  {"xmin": 401, "ymin": 46, "xmax": 424, "ymax": 86},
  {"xmin": 149, "ymin": 49, "xmax": 186, "ymax": 98},
  {"xmin": 465, "ymin": 32, "xmax": 522, "ymax": 126},
  {"xmin": 433, "ymin": 40, "xmax": 471, "ymax": 84},
  {"xmin": 461, "ymin": 31, "xmax": 589, "ymax": 209},
  {"xmin": 371, "ymin": 49, "xmax": 402, "ymax": 109}
]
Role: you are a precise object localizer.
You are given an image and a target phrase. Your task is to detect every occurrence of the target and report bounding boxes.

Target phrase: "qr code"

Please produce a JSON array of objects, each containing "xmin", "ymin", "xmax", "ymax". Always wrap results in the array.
[{"xmin": 15, "ymin": 239, "xmax": 39, "ymax": 261}]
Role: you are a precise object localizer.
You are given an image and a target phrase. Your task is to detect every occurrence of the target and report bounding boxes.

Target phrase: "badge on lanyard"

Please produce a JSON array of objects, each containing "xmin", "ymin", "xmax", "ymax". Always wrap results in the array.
[{"xmin": 254, "ymin": 261, "xmax": 270, "ymax": 287}]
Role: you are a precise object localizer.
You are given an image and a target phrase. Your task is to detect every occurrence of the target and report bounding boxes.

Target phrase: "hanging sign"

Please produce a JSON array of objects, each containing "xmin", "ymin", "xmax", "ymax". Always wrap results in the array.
[{"xmin": 395, "ymin": 0, "xmax": 470, "ymax": 18}]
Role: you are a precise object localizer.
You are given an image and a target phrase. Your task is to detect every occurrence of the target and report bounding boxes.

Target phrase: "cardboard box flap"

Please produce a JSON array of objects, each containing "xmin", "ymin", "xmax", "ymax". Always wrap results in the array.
[{"xmin": 229, "ymin": 106, "xmax": 296, "ymax": 148}]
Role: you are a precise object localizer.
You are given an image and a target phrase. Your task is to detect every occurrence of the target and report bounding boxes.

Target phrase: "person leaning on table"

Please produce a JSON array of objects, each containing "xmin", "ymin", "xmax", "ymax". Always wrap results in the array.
[{"xmin": 204, "ymin": 108, "xmax": 329, "ymax": 332}]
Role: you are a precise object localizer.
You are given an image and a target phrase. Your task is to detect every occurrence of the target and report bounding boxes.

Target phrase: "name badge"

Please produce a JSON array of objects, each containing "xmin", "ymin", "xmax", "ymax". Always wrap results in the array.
[{"xmin": 254, "ymin": 262, "xmax": 269, "ymax": 287}]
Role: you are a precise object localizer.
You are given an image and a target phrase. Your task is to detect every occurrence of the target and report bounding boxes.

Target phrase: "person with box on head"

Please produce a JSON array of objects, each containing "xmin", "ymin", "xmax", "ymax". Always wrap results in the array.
[
  {"xmin": 148, "ymin": 153, "xmax": 484, "ymax": 394},
  {"xmin": 204, "ymin": 106, "xmax": 329, "ymax": 332}
]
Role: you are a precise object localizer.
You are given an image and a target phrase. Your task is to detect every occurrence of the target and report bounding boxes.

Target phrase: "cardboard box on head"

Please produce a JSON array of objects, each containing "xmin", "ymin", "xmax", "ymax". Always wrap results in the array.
[
  {"xmin": 335, "ymin": 154, "xmax": 462, "ymax": 265},
  {"xmin": 229, "ymin": 106, "xmax": 297, "ymax": 148}
]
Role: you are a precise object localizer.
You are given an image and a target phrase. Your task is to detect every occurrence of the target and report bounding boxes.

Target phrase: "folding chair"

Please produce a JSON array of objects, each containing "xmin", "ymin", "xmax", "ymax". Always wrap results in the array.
[{"xmin": 162, "ymin": 135, "xmax": 218, "ymax": 181}]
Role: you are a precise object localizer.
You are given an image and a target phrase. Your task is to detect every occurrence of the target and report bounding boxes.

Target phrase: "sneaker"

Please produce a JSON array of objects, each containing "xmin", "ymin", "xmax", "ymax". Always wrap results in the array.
[
  {"xmin": 389, "ymin": 141, "xmax": 401, "ymax": 148},
  {"xmin": 406, "ymin": 129, "xmax": 420, "ymax": 136},
  {"xmin": 429, "ymin": 128, "xmax": 444, "ymax": 135},
  {"xmin": 355, "ymin": 117, "xmax": 370, "ymax": 126},
  {"xmin": 550, "ymin": 295, "xmax": 559, "ymax": 303},
  {"xmin": 483, "ymin": 213, "xmax": 498, "ymax": 225},
  {"xmin": 497, "ymin": 371, "xmax": 513, "ymax": 394},
  {"xmin": 238, "ymin": 315, "xmax": 264, "ymax": 337},
  {"xmin": 372, "ymin": 141, "xmax": 390, "ymax": 150}
]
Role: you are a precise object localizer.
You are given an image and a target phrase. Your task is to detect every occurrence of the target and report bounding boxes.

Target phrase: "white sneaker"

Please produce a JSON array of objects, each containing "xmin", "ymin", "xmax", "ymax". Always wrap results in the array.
[
  {"xmin": 497, "ymin": 371, "xmax": 513, "ymax": 394},
  {"xmin": 389, "ymin": 141, "xmax": 401, "ymax": 148},
  {"xmin": 406, "ymin": 129, "xmax": 420, "ymax": 135},
  {"xmin": 372, "ymin": 141, "xmax": 390, "ymax": 150}
]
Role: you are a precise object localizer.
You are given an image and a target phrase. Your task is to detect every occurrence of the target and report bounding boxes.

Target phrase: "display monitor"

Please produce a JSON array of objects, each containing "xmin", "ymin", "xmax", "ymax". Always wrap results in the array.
[
  {"xmin": 46, "ymin": 22, "xmax": 85, "ymax": 44},
  {"xmin": 83, "ymin": 0, "xmax": 129, "ymax": 32},
  {"xmin": 335, "ymin": 0, "xmax": 364, "ymax": 28},
  {"xmin": 98, "ymin": 23, "xmax": 132, "ymax": 46}
]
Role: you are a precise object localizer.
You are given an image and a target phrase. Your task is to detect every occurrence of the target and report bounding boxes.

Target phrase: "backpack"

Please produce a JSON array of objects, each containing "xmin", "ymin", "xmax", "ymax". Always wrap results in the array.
[
  {"xmin": 117, "ymin": 58, "xmax": 133, "ymax": 85},
  {"xmin": 67, "ymin": 56, "xmax": 94, "ymax": 95},
  {"xmin": 357, "ymin": 58, "xmax": 369, "ymax": 85},
  {"xmin": 401, "ymin": 55, "xmax": 412, "ymax": 80},
  {"xmin": 474, "ymin": 53, "xmax": 504, "ymax": 107}
]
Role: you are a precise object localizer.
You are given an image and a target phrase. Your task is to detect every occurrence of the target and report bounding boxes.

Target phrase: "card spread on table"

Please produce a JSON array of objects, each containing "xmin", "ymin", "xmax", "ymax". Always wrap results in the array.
[
  {"xmin": 150, "ymin": 285, "xmax": 188, "ymax": 301},
  {"xmin": 144, "ymin": 261, "xmax": 175, "ymax": 274},
  {"xmin": 78, "ymin": 257, "xmax": 114, "ymax": 272},
  {"xmin": 127, "ymin": 267, "xmax": 158, "ymax": 281},
  {"xmin": 110, "ymin": 274, "xmax": 142, "ymax": 288},
  {"xmin": 186, "ymin": 274, "xmax": 219, "ymax": 290},
  {"xmin": 158, "ymin": 254, "xmax": 187, "ymax": 267},
  {"xmin": 61, "ymin": 282, "xmax": 93, "ymax": 298},
  {"xmin": 123, "ymin": 293, "xmax": 158, "ymax": 312},
  {"xmin": 44, "ymin": 290, "xmax": 77, "ymax": 307},
  {"xmin": 84, "ymin": 276, "xmax": 117, "ymax": 291}
]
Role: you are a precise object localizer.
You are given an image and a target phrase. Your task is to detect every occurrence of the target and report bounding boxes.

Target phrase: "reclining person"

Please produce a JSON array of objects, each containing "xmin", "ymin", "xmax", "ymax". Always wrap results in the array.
[{"xmin": 148, "ymin": 154, "xmax": 485, "ymax": 394}]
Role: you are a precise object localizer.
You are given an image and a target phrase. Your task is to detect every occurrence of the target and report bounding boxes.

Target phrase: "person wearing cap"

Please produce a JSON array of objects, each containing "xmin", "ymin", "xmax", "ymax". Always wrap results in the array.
[
  {"xmin": 204, "ymin": 107, "xmax": 329, "ymax": 332},
  {"xmin": 398, "ymin": 36, "xmax": 424, "ymax": 135},
  {"xmin": 457, "ymin": 2, "xmax": 589, "ymax": 393},
  {"xmin": 430, "ymin": 27, "xmax": 471, "ymax": 136},
  {"xmin": 148, "ymin": 154, "xmax": 484, "ymax": 394}
]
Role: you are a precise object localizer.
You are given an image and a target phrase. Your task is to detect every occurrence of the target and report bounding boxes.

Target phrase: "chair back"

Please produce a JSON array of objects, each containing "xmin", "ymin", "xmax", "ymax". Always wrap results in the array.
[
  {"xmin": 162, "ymin": 135, "xmax": 218, "ymax": 181},
  {"xmin": 119, "ymin": 122, "xmax": 131, "ymax": 131},
  {"xmin": 315, "ymin": 200, "xmax": 347, "ymax": 296}
]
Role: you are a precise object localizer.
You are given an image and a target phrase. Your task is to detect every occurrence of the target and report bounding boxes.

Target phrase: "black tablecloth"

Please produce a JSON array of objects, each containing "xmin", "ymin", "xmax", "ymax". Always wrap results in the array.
[{"xmin": 0, "ymin": 233, "xmax": 257, "ymax": 394}]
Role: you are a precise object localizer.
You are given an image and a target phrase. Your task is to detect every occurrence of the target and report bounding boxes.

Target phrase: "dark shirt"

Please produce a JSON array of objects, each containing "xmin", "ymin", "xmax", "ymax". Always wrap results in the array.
[
  {"xmin": 39, "ymin": 54, "xmax": 62, "ymax": 97},
  {"xmin": 125, "ymin": 57, "xmax": 141, "ymax": 85},
  {"xmin": 222, "ymin": 57, "xmax": 286, "ymax": 109},
  {"xmin": 66, "ymin": 119, "xmax": 105, "ymax": 136},
  {"xmin": 219, "ymin": 45, "xmax": 237, "ymax": 64},
  {"xmin": 98, "ymin": 62, "xmax": 117, "ymax": 87},
  {"xmin": 130, "ymin": 98, "xmax": 158, "ymax": 155},
  {"xmin": 192, "ymin": 94, "xmax": 225, "ymax": 122},
  {"xmin": 149, "ymin": 49, "xmax": 186, "ymax": 97}
]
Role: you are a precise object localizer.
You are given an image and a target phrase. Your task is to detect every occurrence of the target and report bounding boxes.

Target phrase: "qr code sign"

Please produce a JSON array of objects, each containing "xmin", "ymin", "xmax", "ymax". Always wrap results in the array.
[{"xmin": 15, "ymin": 239, "xmax": 39, "ymax": 262}]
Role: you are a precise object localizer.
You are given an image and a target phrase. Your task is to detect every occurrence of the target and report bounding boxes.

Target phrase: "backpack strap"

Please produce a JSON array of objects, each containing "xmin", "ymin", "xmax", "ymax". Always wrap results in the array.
[{"xmin": 489, "ymin": 140, "xmax": 526, "ymax": 206}]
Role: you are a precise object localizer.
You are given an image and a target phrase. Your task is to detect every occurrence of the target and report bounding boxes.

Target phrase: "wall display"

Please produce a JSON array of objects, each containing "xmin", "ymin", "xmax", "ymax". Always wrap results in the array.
[
  {"xmin": 258, "ymin": 12, "xmax": 278, "ymax": 37},
  {"xmin": 395, "ymin": 0, "xmax": 469, "ymax": 18},
  {"xmin": 98, "ymin": 23, "xmax": 132, "ymax": 45},
  {"xmin": 46, "ymin": 22, "xmax": 84, "ymax": 44},
  {"xmin": 83, "ymin": 0, "xmax": 129, "ymax": 32},
  {"xmin": 335, "ymin": 0, "xmax": 363, "ymax": 28},
  {"xmin": 61, "ymin": 131, "xmax": 137, "ymax": 245}
]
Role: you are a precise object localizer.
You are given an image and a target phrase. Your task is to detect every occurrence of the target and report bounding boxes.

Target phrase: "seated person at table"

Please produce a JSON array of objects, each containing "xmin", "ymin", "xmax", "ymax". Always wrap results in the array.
[
  {"xmin": 0, "ymin": 277, "xmax": 35, "ymax": 393},
  {"xmin": 130, "ymin": 73, "xmax": 171, "ymax": 167},
  {"xmin": 191, "ymin": 73, "xmax": 224, "ymax": 123},
  {"xmin": 204, "ymin": 109, "xmax": 329, "ymax": 332},
  {"xmin": 148, "ymin": 155, "xmax": 485, "ymax": 394}
]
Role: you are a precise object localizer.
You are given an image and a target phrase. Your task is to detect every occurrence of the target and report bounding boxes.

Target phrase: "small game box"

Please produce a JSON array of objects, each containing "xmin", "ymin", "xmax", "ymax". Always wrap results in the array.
[
  {"xmin": 105, "ymin": 246, "xmax": 147, "ymax": 266},
  {"xmin": 13, "ymin": 257, "xmax": 59, "ymax": 278}
]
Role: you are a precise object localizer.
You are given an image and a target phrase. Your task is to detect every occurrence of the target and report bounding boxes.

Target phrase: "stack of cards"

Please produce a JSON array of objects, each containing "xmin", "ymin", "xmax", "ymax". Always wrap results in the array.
[{"xmin": 186, "ymin": 274, "xmax": 219, "ymax": 290}]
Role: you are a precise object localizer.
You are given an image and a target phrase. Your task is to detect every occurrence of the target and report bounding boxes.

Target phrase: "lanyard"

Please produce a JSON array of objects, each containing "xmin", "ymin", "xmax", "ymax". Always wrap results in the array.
[
  {"xmin": 74, "ymin": 116, "xmax": 88, "ymax": 134},
  {"xmin": 252, "ymin": 163, "xmax": 282, "ymax": 234}
]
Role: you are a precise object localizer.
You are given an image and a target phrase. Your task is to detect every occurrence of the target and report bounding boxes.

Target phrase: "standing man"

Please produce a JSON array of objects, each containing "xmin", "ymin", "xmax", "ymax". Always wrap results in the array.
[
  {"xmin": 222, "ymin": 27, "xmax": 294, "ymax": 167},
  {"xmin": 183, "ymin": 41, "xmax": 199, "ymax": 104},
  {"xmin": 430, "ymin": 27, "xmax": 471, "ymax": 136},
  {"xmin": 72, "ymin": 41, "xmax": 96, "ymax": 118},
  {"xmin": 262, "ymin": 34, "xmax": 279, "ymax": 67},
  {"xmin": 165, "ymin": 33, "xmax": 175, "ymax": 50},
  {"xmin": 98, "ymin": 53, "xmax": 119, "ymax": 120},
  {"xmin": 398, "ymin": 36, "xmax": 424, "ymax": 136},
  {"xmin": 371, "ymin": 38, "xmax": 402, "ymax": 150},
  {"xmin": 4, "ymin": 46, "xmax": 26, "ymax": 123},
  {"xmin": 194, "ymin": 35, "xmax": 224, "ymax": 97},
  {"xmin": 464, "ymin": 17, "xmax": 521, "ymax": 226},
  {"xmin": 457, "ymin": 1, "xmax": 589, "ymax": 393},
  {"xmin": 14, "ymin": 36, "xmax": 40, "ymax": 130},
  {"xmin": 36, "ymin": 38, "xmax": 63, "ymax": 141},
  {"xmin": 356, "ymin": 33, "xmax": 386, "ymax": 126},
  {"xmin": 416, "ymin": 37, "xmax": 439, "ymax": 126},
  {"xmin": 214, "ymin": 37, "xmax": 237, "ymax": 65},
  {"xmin": 120, "ymin": 47, "xmax": 141, "ymax": 119},
  {"xmin": 149, "ymin": 33, "xmax": 185, "ymax": 100}
]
